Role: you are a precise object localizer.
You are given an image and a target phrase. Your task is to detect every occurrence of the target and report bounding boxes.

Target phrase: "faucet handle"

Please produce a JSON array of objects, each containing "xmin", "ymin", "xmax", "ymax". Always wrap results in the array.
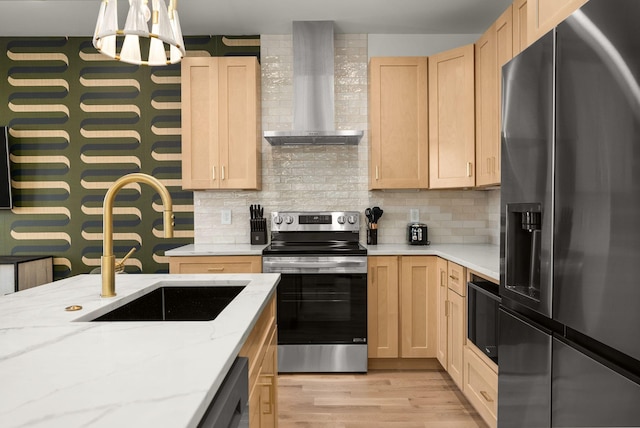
[{"xmin": 115, "ymin": 247, "xmax": 137, "ymax": 273}]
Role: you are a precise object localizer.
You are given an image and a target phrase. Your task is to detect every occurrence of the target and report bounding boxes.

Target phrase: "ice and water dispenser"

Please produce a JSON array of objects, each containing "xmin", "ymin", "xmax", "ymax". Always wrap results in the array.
[{"xmin": 505, "ymin": 203, "xmax": 542, "ymax": 301}]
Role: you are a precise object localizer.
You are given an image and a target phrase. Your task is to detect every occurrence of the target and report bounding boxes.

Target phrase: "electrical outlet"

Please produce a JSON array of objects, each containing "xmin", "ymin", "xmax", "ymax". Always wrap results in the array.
[
  {"xmin": 410, "ymin": 208, "xmax": 419, "ymax": 222},
  {"xmin": 221, "ymin": 209, "xmax": 232, "ymax": 225}
]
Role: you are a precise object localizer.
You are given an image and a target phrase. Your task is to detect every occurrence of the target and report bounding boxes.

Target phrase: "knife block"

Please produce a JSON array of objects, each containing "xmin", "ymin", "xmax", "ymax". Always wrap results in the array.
[{"xmin": 250, "ymin": 219, "xmax": 267, "ymax": 245}]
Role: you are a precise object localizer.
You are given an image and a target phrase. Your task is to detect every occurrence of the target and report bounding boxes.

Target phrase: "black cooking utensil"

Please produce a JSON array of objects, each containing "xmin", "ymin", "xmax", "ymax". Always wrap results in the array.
[
  {"xmin": 372, "ymin": 206, "xmax": 383, "ymax": 223},
  {"xmin": 365, "ymin": 208, "xmax": 374, "ymax": 225}
]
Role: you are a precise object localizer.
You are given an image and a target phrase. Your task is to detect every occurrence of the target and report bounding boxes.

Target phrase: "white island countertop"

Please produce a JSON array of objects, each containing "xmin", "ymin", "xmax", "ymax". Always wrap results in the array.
[{"xmin": 0, "ymin": 273, "xmax": 279, "ymax": 428}]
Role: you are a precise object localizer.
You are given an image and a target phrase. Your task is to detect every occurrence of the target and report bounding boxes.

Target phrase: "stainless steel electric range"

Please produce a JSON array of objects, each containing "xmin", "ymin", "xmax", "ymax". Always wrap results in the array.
[{"xmin": 262, "ymin": 211, "xmax": 368, "ymax": 373}]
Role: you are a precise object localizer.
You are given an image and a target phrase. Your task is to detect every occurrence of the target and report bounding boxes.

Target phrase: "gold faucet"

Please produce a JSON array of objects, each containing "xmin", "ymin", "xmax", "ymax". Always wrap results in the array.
[{"xmin": 101, "ymin": 173, "xmax": 174, "ymax": 297}]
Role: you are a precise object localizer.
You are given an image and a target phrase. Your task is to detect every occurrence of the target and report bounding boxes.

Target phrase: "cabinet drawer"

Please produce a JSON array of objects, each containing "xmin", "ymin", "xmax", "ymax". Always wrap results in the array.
[
  {"xmin": 169, "ymin": 256, "xmax": 261, "ymax": 274},
  {"xmin": 447, "ymin": 261, "xmax": 466, "ymax": 296},
  {"xmin": 239, "ymin": 296, "xmax": 276, "ymax": 393},
  {"xmin": 463, "ymin": 345, "xmax": 498, "ymax": 428}
]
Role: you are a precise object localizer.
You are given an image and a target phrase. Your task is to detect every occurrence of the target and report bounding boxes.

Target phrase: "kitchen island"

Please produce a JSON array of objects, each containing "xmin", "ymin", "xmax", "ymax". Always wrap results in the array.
[{"xmin": 0, "ymin": 273, "xmax": 279, "ymax": 427}]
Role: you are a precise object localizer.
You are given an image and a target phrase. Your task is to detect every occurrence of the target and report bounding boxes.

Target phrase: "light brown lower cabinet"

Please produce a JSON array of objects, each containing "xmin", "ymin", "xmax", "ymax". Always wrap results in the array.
[
  {"xmin": 464, "ymin": 343, "xmax": 498, "ymax": 428},
  {"xmin": 240, "ymin": 295, "xmax": 278, "ymax": 428},
  {"xmin": 368, "ymin": 256, "xmax": 438, "ymax": 367},
  {"xmin": 168, "ymin": 255, "xmax": 262, "ymax": 274},
  {"xmin": 436, "ymin": 258, "xmax": 466, "ymax": 389},
  {"xmin": 0, "ymin": 256, "xmax": 54, "ymax": 295}
]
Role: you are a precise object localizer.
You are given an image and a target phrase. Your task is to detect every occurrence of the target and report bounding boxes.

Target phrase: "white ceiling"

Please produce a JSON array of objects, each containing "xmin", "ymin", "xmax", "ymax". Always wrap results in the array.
[{"xmin": 0, "ymin": 0, "xmax": 512, "ymax": 37}]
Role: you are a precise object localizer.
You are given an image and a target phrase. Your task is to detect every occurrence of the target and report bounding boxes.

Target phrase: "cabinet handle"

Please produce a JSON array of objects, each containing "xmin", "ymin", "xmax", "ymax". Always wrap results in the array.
[
  {"xmin": 480, "ymin": 391, "xmax": 494, "ymax": 402},
  {"xmin": 440, "ymin": 270, "xmax": 446, "ymax": 287},
  {"xmin": 258, "ymin": 374, "xmax": 275, "ymax": 414},
  {"xmin": 449, "ymin": 274, "xmax": 458, "ymax": 281},
  {"xmin": 212, "ymin": 166, "xmax": 216, "ymax": 180},
  {"xmin": 207, "ymin": 267, "xmax": 224, "ymax": 272},
  {"xmin": 466, "ymin": 162, "xmax": 472, "ymax": 177},
  {"xmin": 375, "ymin": 165, "xmax": 379, "ymax": 180},
  {"xmin": 221, "ymin": 165, "xmax": 225, "ymax": 180}
]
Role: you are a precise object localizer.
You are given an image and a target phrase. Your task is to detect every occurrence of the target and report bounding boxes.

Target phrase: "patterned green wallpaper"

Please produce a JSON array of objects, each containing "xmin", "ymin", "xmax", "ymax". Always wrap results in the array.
[{"xmin": 0, "ymin": 36, "xmax": 260, "ymax": 279}]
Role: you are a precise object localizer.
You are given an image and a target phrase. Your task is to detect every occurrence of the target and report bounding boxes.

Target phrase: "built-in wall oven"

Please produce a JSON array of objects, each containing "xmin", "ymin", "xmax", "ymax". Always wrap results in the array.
[
  {"xmin": 467, "ymin": 275, "xmax": 501, "ymax": 365},
  {"xmin": 262, "ymin": 211, "xmax": 368, "ymax": 373}
]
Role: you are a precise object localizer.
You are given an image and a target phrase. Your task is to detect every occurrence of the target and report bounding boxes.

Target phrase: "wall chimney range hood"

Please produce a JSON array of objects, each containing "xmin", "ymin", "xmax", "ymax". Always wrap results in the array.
[{"xmin": 264, "ymin": 21, "xmax": 363, "ymax": 146}]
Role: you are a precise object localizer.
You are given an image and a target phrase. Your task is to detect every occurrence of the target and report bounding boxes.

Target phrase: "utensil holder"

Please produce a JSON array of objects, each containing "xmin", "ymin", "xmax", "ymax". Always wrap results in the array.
[{"xmin": 367, "ymin": 228, "xmax": 378, "ymax": 245}]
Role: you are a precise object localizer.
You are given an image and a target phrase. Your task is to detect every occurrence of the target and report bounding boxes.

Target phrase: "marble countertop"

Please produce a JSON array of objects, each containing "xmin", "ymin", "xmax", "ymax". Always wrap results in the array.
[
  {"xmin": 367, "ymin": 243, "xmax": 499, "ymax": 281},
  {"xmin": 0, "ymin": 273, "xmax": 280, "ymax": 428},
  {"xmin": 166, "ymin": 243, "xmax": 499, "ymax": 282},
  {"xmin": 165, "ymin": 244, "xmax": 266, "ymax": 256}
]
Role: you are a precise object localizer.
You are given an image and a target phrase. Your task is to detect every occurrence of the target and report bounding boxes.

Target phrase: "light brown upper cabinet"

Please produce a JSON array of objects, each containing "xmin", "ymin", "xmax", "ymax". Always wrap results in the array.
[
  {"xmin": 475, "ymin": 6, "xmax": 513, "ymax": 187},
  {"xmin": 428, "ymin": 45, "xmax": 476, "ymax": 189},
  {"xmin": 369, "ymin": 57, "xmax": 429, "ymax": 190},
  {"xmin": 513, "ymin": 0, "xmax": 529, "ymax": 55},
  {"xmin": 527, "ymin": 0, "xmax": 588, "ymax": 45},
  {"xmin": 181, "ymin": 56, "xmax": 261, "ymax": 190}
]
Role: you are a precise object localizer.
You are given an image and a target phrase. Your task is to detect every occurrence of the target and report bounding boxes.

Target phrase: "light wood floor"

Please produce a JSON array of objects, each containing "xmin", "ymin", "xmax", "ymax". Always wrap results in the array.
[{"xmin": 278, "ymin": 369, "xmax": 488, "ymax": 428}]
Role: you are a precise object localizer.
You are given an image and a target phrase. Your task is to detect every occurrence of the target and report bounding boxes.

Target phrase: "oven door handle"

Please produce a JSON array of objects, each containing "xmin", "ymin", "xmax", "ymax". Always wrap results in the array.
[
  {"xmin": 264, "ymin": 261, "xmax": 365, "ymax": 269},
  {"xmin": 468, "ymin": 281, "xmax": 502, "ymax": 303}
]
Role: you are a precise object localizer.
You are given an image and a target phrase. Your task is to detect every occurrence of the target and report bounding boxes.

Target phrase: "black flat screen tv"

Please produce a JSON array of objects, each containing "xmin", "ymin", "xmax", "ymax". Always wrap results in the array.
[{"xmin": 0, "ymin": 126, "xmax": 12, "ymax": 209}]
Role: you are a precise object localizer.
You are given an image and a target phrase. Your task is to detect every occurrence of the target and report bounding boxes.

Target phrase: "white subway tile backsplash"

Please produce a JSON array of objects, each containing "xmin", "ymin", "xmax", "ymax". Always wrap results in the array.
[{"xmin": 191, "ymin": 35, "xmax": 500, "ymax": 245}]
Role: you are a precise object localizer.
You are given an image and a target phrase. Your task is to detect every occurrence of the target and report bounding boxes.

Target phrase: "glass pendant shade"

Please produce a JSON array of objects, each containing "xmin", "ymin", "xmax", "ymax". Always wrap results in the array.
[{"xmin": 93, "ymin": 0, "xmax": 185, "ymax": 66}]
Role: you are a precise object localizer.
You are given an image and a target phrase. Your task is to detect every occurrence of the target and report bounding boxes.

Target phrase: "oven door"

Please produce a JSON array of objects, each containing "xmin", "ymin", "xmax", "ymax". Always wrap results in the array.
[{"xmin": 277, "ymin": 272, "xmax": 367, "ymax": 345}]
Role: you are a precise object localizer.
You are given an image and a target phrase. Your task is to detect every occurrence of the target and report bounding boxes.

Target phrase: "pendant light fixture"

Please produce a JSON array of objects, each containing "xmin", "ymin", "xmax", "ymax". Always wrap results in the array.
[{"xmin": 93, "ymin": 0, "xmax": 185, "ymax": 66}]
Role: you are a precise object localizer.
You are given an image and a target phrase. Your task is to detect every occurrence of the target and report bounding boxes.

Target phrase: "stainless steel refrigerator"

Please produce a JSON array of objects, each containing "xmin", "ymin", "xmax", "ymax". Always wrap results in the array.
[{"xmin": 499, "ymin": 0, "xmax": 640, "ymax": 426}]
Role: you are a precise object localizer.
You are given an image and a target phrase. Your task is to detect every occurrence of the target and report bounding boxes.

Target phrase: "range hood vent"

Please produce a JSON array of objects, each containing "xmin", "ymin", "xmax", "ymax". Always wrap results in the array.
[{"xmin": 264, "ymin": 21, "xmax": 363, "ymax": 146}]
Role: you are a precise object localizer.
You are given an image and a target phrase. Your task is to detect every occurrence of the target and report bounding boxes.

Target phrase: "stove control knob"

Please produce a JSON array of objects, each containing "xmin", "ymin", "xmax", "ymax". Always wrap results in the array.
[
  {"xmin": 284, "ymin": 215, "xmax": 294, "ymax": 224},
  {"xmin": 337, "ymin": 215, "xmax": 346, "ymax": 224},
  {"xmin": 347, "ymin": 215, "xmax": 358, "ymax": 224},
  {"xmin": 273, "ymin": 215, "xmax": 283, "ymax": 225}
]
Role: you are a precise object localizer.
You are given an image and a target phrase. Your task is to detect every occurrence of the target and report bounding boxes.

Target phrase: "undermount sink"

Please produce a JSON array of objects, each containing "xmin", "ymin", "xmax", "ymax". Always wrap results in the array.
[{"xmin": 87, "ymin": 282, "xmax": 247, "ymax": 322}]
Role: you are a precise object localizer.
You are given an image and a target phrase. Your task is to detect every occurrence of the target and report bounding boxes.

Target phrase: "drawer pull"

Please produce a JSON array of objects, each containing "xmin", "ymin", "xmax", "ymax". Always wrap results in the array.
[
  {"xmin": 258, "ymin": 374, "xmax": 275, "ymax": 414},
  {"xmin": 480, "ymin": 390, "xmax": 494, "ymax": 402},
  {"xmin": 207, "ymin": 267, "xmax": 224, "ymax": 272},
  {"xmin": 449, "ymin": 275, "xmax": 458, "ymax": 281}
]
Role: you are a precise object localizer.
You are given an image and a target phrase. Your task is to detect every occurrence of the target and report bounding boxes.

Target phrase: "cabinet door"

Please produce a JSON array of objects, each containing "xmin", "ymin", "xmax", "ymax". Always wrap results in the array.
[
  {"xmin": 513, "ymin": 0, "xmax": 529, "ymax": 55},
  {"xmin": 477, "ymin": 6, "xmax": 512, "ymax": 188},
  {"xmin": 367, "ymin": 256, "xmax": 399, "ymax": 358},
  {"xmin": 181, "ymin": 57, "xmax": 219, "ymax": 189},
  {"xmin": 399, "ymin": 256, "xmax": 437, "ymax": 358},
  {"xmin": 527, "ymin": 0, "xmax": 588, "ymax": 45},
  {"xmin": 168, "ymin": 256, "xmax": 262, "ymax": 274},
  {"xmin": 475, "ymin": 27, "xmax": 498, "ymax": 188},
  {"xmin": 436, "ymin": 257, "xmax": 449, "ymax": 368},
  {"xmin": 218, "ymin": 57, "xmax": 261, "ymax": 190},
  {"xmin": 447, "ymin": 290, "xmax": 465, "ymax": 389},
  {"xmin": 428, "ymin": 45, "xmax": 476, "ymax": 189},
  {"xmin": 369, "ymin": 57, "xmax": 429, "ymax": 189}
]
